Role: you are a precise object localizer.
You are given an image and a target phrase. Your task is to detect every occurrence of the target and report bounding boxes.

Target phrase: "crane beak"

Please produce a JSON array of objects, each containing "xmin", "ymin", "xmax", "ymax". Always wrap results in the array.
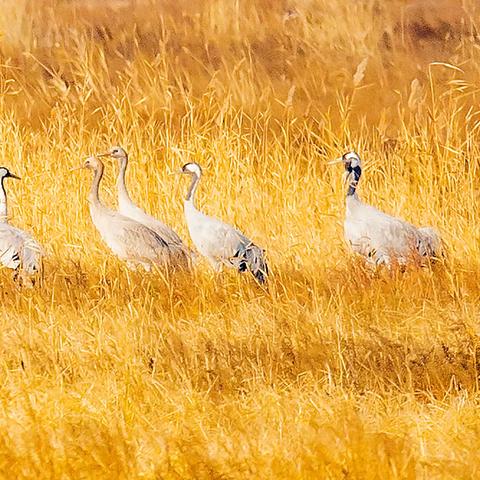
[
  {"xmin": 96, "ymin": 153, "xmax": 110, "ymax": 158},
  {"xmin": 328, "ymin": 157, "xmax": 344, "ymax": 165},
  {"xmin": 7, "ymin": 172, "xmax": 21, "ymax": 180}
]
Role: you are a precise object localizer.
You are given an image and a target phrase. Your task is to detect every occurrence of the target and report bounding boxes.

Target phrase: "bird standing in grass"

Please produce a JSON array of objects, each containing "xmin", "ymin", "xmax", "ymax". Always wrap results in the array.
[
  {"xmin": 0, "ymin": 167, "xmax": 42, "ymax": 281},
  {"xmin": 179, "ymin": 162, "xmax": 268, "ymax": 284},
  {"xmin": 81, "ymin": 156, "xmax": 185, "ymax": 271},
  {"xmin": 97, "ymin": 146, "xmax": 192, "ymax": 268},
  {"xmin": 330, "ymin": 151, "xmax": 441, "ymax": 266}
]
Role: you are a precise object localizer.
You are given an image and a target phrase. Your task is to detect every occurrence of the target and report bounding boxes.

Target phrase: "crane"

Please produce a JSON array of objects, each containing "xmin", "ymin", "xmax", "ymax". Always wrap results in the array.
[
  {"xmin": 81, "ymin": 156, "xmax": 186, "ymax": 271},
  {"xmin": 179, "ymin": 162, "xmax": 268, "ymax": 283},
  {"xmin": 330, "ymin": 151, "xmax": 441, "ymax": 266},
  {"xmin": 97, "ymin": 146, "xmax": 192, "ymax": 267},
  {"xmin": 0, "ymin": 167, "xmax": 42, "ymax": 282}
]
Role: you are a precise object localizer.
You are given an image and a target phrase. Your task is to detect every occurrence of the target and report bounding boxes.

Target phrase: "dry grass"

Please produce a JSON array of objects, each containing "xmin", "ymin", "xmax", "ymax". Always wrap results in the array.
[{"xmin": 0, "ymin": 0, "xmax": 479, "ymax": 477}]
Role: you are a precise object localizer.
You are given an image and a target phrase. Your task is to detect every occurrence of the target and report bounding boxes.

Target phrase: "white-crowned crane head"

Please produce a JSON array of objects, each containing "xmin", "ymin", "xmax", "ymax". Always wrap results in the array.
[
  {"xmin": 181, "ymin": 162, "xmax": 203, "ymax": 177},
  {"xmin": 330, "ymin": 151, "xmax": 362, "ymax": 196},
  {"xmin": 0, "ymin": 167, "xmax": 20, "ymax": 181},
  {"xmin": 341, "ymin": 151, "xmax": 361, "ymax": 170}
]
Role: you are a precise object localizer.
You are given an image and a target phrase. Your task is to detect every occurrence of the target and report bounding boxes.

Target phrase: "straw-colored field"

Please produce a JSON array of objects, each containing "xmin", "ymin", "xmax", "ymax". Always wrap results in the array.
[{"xmin": 0, "ymin": 0, "xmax": 480, "ymax": 477}]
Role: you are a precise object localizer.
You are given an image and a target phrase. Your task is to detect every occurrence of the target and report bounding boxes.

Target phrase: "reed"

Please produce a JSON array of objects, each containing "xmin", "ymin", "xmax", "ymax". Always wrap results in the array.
[{"xmin": 0, "ymin": 0, "xmax": 478, "ymax": 477}]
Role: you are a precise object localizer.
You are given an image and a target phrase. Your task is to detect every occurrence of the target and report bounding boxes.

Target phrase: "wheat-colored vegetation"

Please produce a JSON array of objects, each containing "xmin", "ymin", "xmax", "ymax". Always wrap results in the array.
[{"xmin": 0, "ymin": 0, "xmax": 479, "ymax": 477}]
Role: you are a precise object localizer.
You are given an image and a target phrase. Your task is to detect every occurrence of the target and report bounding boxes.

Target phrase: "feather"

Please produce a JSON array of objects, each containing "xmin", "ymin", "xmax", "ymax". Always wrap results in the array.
[
  {"xmin": 417, "ymin": 226, "xmax": 442, "ymax": 258},
  {"xmin": 182, "ymin": 162, "xmax": 268, "ymax": 283},
  {"xmin": 0, "ymin": 224, "xmax": 42, "ymax": 274},
  {"xmin": 0, "ymin": 168, "xmax": 43, "ymax": 278},
  {"xmin": 103, "ymin": 146, "xmax": 193, "ymax": 267},
  {"xmin": 233, "ymin": 242, "xmax": 268, "ymax": 284},
  {"xmin": 86, "ymin": 156, "xmax": 187, "ymax": 270},
  {"xmin": 337, "ymin": 151, "xmax": 441, "ymax": 266}
]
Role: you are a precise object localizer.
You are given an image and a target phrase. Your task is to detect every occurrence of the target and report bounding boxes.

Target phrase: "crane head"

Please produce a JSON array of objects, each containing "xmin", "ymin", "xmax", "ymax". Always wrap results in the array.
[
  {"xmin": 181, "ymin": 162, "xmax": 203, "ymax": 177},
  {"xmin": 97, "ymin": 146, "xmax": 128, "ymax": 160},
  {"xmin": 0, "ymin": 167, "xmax": 20, "ymax": 181},
  {"xmin": 82, "ymin": 156, "xmax": 103, "ymax": 171},
  {"xmin": 329, "ymin": 151, "xmax": 361, "ymax": 169},
  {"xmin": 341, "ymin": 151, "xmax": 361, "ymax": 170},
  {"xmin": 329, "ymin": 151, "xmax": 362, "ymax": 191}
]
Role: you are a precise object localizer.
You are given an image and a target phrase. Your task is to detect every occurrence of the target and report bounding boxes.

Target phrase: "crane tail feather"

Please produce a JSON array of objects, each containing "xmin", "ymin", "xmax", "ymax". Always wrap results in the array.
[
  {"xmin": 234, "ymin": 243, "xmax": 268, "ymax": 284},
  {"xmin": 417, "ymin": 227, "xmax": 442, "ymax": 258}
]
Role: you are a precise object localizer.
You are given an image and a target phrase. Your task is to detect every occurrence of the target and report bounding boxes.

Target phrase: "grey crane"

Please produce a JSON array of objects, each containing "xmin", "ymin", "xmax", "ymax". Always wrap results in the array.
[
  {"xmin": 97, "ymin": 146, "xmax": 192, "ymax": 267},
  {"xmin": 0, "ymin": 167, "xmax": 42, "ymax": 280},
  {"xmin": 330, "ymin": 151, "xmax": 441, "ymax": 266},
  {"xmin": 180, "ymin": 162, "xmax": 268, "ymax": 283},
  {"xmin": 81, "ymin": 156, "xmax": 186, "ymax": 271}
]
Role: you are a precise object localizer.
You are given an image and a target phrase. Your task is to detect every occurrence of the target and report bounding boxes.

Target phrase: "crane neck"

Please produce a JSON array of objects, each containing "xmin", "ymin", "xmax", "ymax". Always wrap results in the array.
[
  {"xmin": 117, "ymin": 156, "xmax": 134, "ymax": 205},
  {"xmin": 88, "ymin": 162, "xmax": 104, "ymax": 207},
  {"xmin": 347, "ymin": 165, "xmax": 362, "ymax": 196},
  {"xmin": 185, "ymin": 173, "xmax": 200, "ymax": 205},
  {"xmin": 0, "ymin": 177, "xmax": 8, "ymax": 223}
]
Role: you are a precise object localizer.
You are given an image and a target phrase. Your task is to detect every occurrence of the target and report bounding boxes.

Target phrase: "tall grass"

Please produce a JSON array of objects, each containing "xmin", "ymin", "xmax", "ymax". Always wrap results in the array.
[{"xmin": 0, "ymin": 0, "xmax": 479, "ymax": 477}]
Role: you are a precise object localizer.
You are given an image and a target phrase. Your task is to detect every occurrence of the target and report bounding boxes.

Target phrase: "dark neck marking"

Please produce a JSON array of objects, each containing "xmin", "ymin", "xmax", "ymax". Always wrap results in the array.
[{"xmin": 347, "ymin": 165, "xmax": 362, "ymax": 196}]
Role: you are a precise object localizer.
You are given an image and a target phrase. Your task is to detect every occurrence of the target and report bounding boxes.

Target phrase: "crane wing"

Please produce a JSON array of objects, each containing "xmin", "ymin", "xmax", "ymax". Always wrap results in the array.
[
  {"xmin": 345, "ymin": 201, "xmax": 425, "ymax": 263},
  {"xmin": 0, "ymin": 224, "xmax": 42, "ymax": 273},
  {"xmin": 117, "ymin": 220, "xmax": 173, "ymax": 264},
  {"xmin": 120, "ymin": 201, "xmax": 185, "ymax": 247}
]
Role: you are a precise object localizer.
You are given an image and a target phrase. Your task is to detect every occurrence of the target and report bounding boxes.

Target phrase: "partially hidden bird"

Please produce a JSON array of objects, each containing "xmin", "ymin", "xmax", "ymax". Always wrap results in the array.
[
  {"xmin": 97, "ymin": 146, "xmax": 192, "ymax": 267},
  {"xmin": 81, "ymin": 156, "xmax": 185, "ymax": 271},
  {"xmin": 330, "ymin": 151, "xmax": 442, "ymax": 266},
  {"xmin": 180, "ymin": 162, "xmax": 268, "ymax": 284},
  {"xmin": 0, "ymin": 167, "xmax": 43, "ymax": 281}
]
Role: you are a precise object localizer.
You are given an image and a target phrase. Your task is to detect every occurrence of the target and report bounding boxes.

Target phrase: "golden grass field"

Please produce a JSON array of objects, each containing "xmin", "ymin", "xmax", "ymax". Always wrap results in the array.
[{"xmin": 0, "ymin": 0, "xmax": 480, "ymax": 477}]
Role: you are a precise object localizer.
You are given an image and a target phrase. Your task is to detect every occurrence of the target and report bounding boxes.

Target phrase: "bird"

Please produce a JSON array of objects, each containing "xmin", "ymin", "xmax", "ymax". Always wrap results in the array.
[
  {"xmin": 330, "ymin": 151, "xmax": 442, "ymax": 266},
  {"xmin": 97, "ymin": 146, "xmax": 192, "ymax": 267},
  {"xmin": 0, "ymin": 167, "xmax": 42, "ymax": 281},
  {"xmin": 179, "ymin": 162, "xmax": 268, "ymax": 284},
  {"xmin": 81, "ymin": 156, "xmax": 187, "ymax": 271}
]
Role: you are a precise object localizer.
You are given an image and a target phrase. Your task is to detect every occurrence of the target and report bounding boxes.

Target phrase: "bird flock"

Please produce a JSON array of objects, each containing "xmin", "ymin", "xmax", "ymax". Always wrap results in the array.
[{"xmin": 0, "ymin": 148, "xmax": 442, "ymax": 286}]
